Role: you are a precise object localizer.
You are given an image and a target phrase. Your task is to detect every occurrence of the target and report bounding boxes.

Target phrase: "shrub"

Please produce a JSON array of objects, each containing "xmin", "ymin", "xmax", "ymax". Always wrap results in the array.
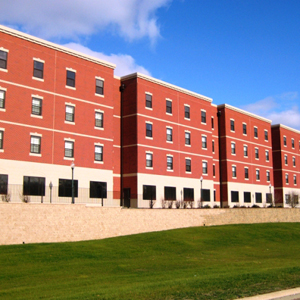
[{"xmin": 1, "ymin": 192, "xmax": 11, "ymax": 202}]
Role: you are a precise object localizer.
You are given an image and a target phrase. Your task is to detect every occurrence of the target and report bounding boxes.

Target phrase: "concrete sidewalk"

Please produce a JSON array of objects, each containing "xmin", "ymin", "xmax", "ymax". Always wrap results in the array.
[{"xmin": 237, "ymin": 288, "xmax": 300, "ymax": 300}]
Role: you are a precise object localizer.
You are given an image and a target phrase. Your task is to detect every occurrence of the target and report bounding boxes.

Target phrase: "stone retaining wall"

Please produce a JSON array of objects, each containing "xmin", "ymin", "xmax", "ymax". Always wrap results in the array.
[{"xmin": 1, "ymin": 203, "xmax": 299, "ymax": 245}]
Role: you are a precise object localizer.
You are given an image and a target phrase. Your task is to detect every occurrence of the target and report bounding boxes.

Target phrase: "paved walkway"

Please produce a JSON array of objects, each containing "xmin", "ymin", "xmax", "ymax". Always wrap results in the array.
[{"xmin": 237, "ymin": 288, "xmax": 300, "ymax": 300}]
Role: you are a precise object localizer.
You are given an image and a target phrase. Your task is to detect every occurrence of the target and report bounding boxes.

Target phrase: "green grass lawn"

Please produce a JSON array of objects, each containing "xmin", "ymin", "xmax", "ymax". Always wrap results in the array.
[{"xmin": 1, "ymin": 223, "xmax": 300, "ymax": 300}]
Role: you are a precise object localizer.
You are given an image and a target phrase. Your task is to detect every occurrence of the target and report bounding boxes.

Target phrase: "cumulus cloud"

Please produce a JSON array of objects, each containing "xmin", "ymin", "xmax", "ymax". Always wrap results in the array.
[
  {"xmin": 0, "ymin": 0, "xmax": 171, "ymax": 43},
  {"xmin": 241, "ymin": 92, "xmax": 300, "ymax": 130},
  {"xmin": 64, "ymin": 43, "xmax": 151, "ymax": 77}
]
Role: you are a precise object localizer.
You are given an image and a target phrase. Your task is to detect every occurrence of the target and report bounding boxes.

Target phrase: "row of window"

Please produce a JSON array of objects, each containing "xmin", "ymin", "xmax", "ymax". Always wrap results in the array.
[
  {"xmin": 230, "ymin": 119, "xmax": 269, "ymax": 140},
  {"xmin": 283, "ymin": 135, "xmax": 298, "ymax": 149},
  {"xmin": 284, "ymin": 154, "xmax": 297, "ymax": 167},
  {"xmin": 232, "ymin": 166, "xmax": 270, "ymax": 182},
  {"xmin": 0, "ymin": 49, "xmax": 105, "ymax": 95},
  {"xmin": 231, "ymin": 191, "xmax": 272, "ymax": 204},
  {"xmin": 231, "ymin": 143, "xmax": 271, "ymax": 161}
]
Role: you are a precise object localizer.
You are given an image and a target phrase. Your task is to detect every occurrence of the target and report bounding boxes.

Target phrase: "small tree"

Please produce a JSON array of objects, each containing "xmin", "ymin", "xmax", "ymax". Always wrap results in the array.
[{"xmin": 286, "ymin": 192, "xmax": 299, "ymax": 208}]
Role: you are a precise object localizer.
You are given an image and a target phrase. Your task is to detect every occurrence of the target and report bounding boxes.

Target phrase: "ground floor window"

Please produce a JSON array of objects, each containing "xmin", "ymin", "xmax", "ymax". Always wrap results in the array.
[
  {"xmin": 255, "ymin": 192, "xmax": 262, "ymax": 203},
  {"xmin": 266, "ymin": 193, "xmax": 272, "ymax": 204},
  {"xmin": 90, "ymin": 181, "xmax": 107, "ymax": 198},
  {"xmin": 143, "ymin": 185, "xmax": 156, "ymax": 200},
  {"xmin": 59, "ymin": 179, "xmax": 78, "ymax": 197},
  {"xmin": 0, "ymin": 174, "xmax": 8, "ymax": 194},
  {"xmin": 184, "ymin": 187, "xmax": 194, "ymax": 201},
  {"xmin": 164, "ymin": 186, "xmax": 176, "ymax": 200},
  {"xmin": 202, "ymin": 189, "xmax": 210, "ymax": 202},
  {"xmin": 244, "ymin": 192, "xmax": 251, "ymax": 203},
  {"xmin": 231, "ymin": 191, "xmax": 239, "ymax": 202},
  {"xmin": 23, "ymin": 176, "xmax": 45, "ymax": 196}
]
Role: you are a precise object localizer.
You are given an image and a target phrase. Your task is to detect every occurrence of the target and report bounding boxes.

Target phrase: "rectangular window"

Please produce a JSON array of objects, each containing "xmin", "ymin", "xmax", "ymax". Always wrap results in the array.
[
  {"xmin": 185, "ymin": 132, "xmax": 191, "ymax": 145},
  {"xmin": 167, "ymin": 156, "xmax": 173, "ymax": 170},
  {"xmin": 244, "ymin": 145, "xmax": 248, "ymax": 157},
  {"xmin": 213, "ymin": 164, "xmax": 215, "ymax": 176},
  {"xmin": 244, "ymin": 191, "xmax": 251, "ymax": 203},
  {"xmin": 231, "ymin": 142, "xmax": 236, "ymax": 154},
  {"xmin": 292, "ymin": 139, "xmax": 295, "ymax": 148},
  {"xmin": 255, "ymin": 192, "xmax": 262, "ymax": 203},
  {"xmin": 264, "ymin": 130, "xmax": 268, "ymax": 141},
  {"xmin": 254, "ymin": 127, "xmax": 258, "ymax": 138},
  {"xmin": 245, "ymin": 168, "xmax": 249, "ymax": 179},
  {"xmin": 146, "ymin": 153, "xmax": 153, "ymax": 167},
  {"xmin": 202, "ymin": 161, "xmax": 208, "ymax": 174},
  {"xmin": 283, "ymin": 136, "xmax": 287, "ymax": 146},
  {"xmin": 202, "ymin": 189, "xmax": 210, "ymax": 202},
  {"xmin": 201, "ymin": 110, "xmax": 206, "ymax": 123},
  {"xmin": 211, "ymin": 117, "xmax": 214, "ymax": 129},
  {"xmin": 186, "ymin": 158, "xmax": 191, "ymax": 172},
  {"xmin": 65, "ymin": 105, "xmax": 75, "ymax": 122},
  {"xmin": 266, "ymin": 171, "xmax": 270, "ymax": 182},
  {"xmin": 33, "ymin": 60, "xmax": 44, "ymax": 79},
  {"xmin": 294, "ymin": 175, "xmax": 297, "ymax": 185},
  {"xmin": 166, "ymin": 128, "xmax": 172, "ymax": 142},
  {"xmin": 255, "ymin": 148, "xmax": 259, "ymax": 159},
  {"xmin": 293, "ymin": 157, "xmax": 296, "ymax": 167},
  {"xmin": 95, "ymin": 111, "xmax": 103, "ymax": 128},
  {"xmin": 59, "ymin": 178, "xmax": 78, "ymax": 197},
  {"xmin": 202, "ymin": 136, "xmax": 207, "ymax": 148},
  {"xmin": 285, "ymin": 174, "xmax": 289, "ymax": 184},
  {"xmin": 184, "ymin": 187, "xmax": 194, "ymax": 201},
  {"xmin": 0, "ymin": 174, "xmax": 8, "ymax": 195},
  {"xmin": 90, "ymin": 181, "xmax": 107, "ymax": 198},
  {"xmin": 0, "ymin": 50, "xmax": 8, "ymax": 69},
  {"xmin": 143, "ymin": 185, "xmax": 156, "ymax": 200},
  {"xmin": 0, "ymin": 89, "xmax": 5, "ymax": 108},
  {"xmin": 146, "ymin": 93, "xmax": 152, "ymax": 108},
  {"xmin": 146, "ymin": 123, "xmax": 152, "ymax": 137},
  {"xmin": 95, "ymin": 145, "xmax": 103, "ymax": 161},
  {"xmin": 0, "ymin": 130, "xmax": 3, "ymax": 149},
  {"xmin": 23, "ymin": 176, "xmax": 45, "ymax": 196},
  {"xmin": 30, "ymin": 136, "xmax": 41, "ymax": 154},
  {"xmin": 64, "ymin": 141, "xmax": 74, "ymax": 158},
  {"xmin": 266, "ymin": 193, "xmax": 272, "ymax": 204},
  {"xmin": 184, "ymin": 105, "xmax": 190, "ymax": 119},
  {"xmin": 232, "ymin": 166, "xmax": 237, "ymax": 178},
  {"xmin": 231, "ymin": 191, "xmax": 239, "ymax": 203},
  {"xmin": 256, "ymin": 169, "xmax": 260, "ymax": 180},
  {"xmin": 266, "ymin": 150, "xmax": 269, "ymax": 161},
  {"xmin": 66, "ymin": 70, "xmax": 76, "ymax": 87},
  {"xmin": 230, "ymin": 120, "xmax": 235, "ymax": 131},
  {"xmin": 32, "ymin": 97, "xmax": 42, "ymax": 116},
  {"xmin": 212, "ymin": 140, "xmax": 215, "ymax": 152},
  {"xmin": 166, "ymin": 99, "xmax": 172, "ymax": 114},
  {"xmin": 164, "ymin": 186, "xmax": 176, "ymax": 200},
  {"xmin": 95, "ymin": 78, "xmax": 104, "ymax": 95},
  {"xmin": 243, "ymin": 123, "xmax": 247, "ymax": 135},
  {"xmin": 284, "ymin": 155, "xmax": 288, "ymax": 165}
]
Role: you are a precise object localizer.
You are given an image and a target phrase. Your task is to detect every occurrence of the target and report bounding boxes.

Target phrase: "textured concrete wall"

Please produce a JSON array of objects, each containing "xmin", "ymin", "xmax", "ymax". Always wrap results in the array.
[{"xmin": 1, "ymin": 203, "xmax": 300, "ymax": 245}]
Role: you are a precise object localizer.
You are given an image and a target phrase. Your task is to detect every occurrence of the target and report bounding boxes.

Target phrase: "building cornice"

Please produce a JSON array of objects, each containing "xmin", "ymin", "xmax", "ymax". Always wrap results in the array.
[
  {"xmin": 0, "ymin": 25, "xmax": 116, "ymax": 70},
  {"xmin": 121, "ymin": 73, "xmax": 213, "ymax": 103},
  {"xmin": 271, "ymin": 124, "xmax": 300, "ymax": 134},
  {"xmin": 218, "ymin": 104, "xmax": 272, "ymax": 123}
]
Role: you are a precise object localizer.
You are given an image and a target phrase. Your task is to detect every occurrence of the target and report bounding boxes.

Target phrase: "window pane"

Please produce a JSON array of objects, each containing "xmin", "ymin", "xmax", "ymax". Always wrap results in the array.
[
  {"xmin": 90, "ymin": 181, "xmax": 107, "ymax": 198},
  {"xmin": 23, "ymin": 176, "xmax": 45, "ymax": 196},
  {"xmin": 0, "ymin": 50, "xmax": 7, "ymax": 69},
  {"xmin": 164, "ymin": 186, "xmax": 176, "ymax": 200},
  {"xmin": 0, "ymin": 90, "xmax": 5, "ymax": 108},
  {"xmin": 143, "ymin": 185, "xmax": 156, "ymax": 200},
  {"xmin": 59, "ymin": 179, "xmax": 78, "ymax": 197},
  {"xmin": 33, "ymin": 61, "xmax": 44, "ymax": 79},
  {"xmin": 66, "ymin": 70, "xmax": 75, "ymax": 87}
]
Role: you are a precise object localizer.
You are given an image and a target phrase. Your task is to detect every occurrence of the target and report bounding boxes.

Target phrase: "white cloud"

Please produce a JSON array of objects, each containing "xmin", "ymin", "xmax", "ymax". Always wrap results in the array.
[
  {"xmin": 64, "ymin": 43, "xmax": 151, "ymax": 77},
  {"xmin": 0, "ymin": 0, "xmax": 171, "ymax": 43}
]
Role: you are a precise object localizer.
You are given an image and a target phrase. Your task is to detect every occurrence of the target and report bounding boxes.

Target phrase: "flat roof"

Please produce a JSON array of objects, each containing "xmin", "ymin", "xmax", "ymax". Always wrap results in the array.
[
  {"xmin": 0, "ymin": 25, "xmax": 116, "ymax": 70},
  {"xmin": 271, "ymin": 124, "xmax": 300, "ymax": 134},
  {"xmin": 121, "ymin": 72, "xmax": 213, "ymax": 103}
]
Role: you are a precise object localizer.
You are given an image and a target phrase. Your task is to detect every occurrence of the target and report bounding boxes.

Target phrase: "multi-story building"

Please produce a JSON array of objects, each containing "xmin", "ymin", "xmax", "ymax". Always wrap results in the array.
[
  {"xmin": 272, "ymin": 124, "xmax": 300, "ymax": 206},
  {"xmin": 217, "ymin": 104, "xmax": 273, "ymax": 207}
]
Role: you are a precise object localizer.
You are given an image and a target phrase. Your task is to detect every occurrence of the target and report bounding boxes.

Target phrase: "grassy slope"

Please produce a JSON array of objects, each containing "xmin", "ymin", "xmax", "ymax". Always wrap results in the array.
[{"xmin": 1, "ymin": 223, "xmax": 300, "ymax": 300}]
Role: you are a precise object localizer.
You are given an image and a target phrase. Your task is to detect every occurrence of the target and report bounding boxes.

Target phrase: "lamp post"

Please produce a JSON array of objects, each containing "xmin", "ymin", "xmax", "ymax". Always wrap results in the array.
[
  {"xmin": 49, "ymin": 181, "xmax": 53, "ymax": 204},
  {"xmin": 71, "ymin": 161, "xmax": 75, "ymax": 204},
  {"xmin": 269, "ymin": 183, "xmax": 273, "ymax": 207},
  {"xmin": 200, "ymin": 176, "xmax": 203, "ymax": 208}
]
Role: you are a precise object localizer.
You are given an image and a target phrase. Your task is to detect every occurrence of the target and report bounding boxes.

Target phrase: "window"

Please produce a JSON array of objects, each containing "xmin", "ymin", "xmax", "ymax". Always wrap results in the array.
[
  {"xmin": 244, "ymin": 168, "xmax": 249, "ymax": 179},
  {"xmin": 30, "ymin": 136, "xmax": 41, "ymax": 154},
  {"xmin": 231, "ymin": 142, "xmax": 236, "ymax": 154},
  {"xmin": 211, "ymin": 117, "xmax": 214, "ymax": 129},
  {"xmin": 186, "ymin": 158, "xmax": 191, "ymax": 172},
  {"xmin": 146, "ymin": 123, "xmax": 152, "ymax": 137},
  {"xmin": 244, "ymin": 145, "xmax": 248, "ymax": 157},
  {"xmin": 183, "ymin": 187, "xmax": 194, "ymax": 201},
  {"xmin": 264, "ymin": 130, "xmax": 268, "ymax": 141},
  {"xmin": 166, "ymin": 99, "xmax": 172, "ymax": 114},
  {"xmin": 243, "ymin": 123, "xmax": 247, "ymax": 135},
  {"xmin": 294, "ymin": 175, "xmax": 297, "ymax": 185},
  {"xmin": 64, "ymin": 141, "xmax": 74, "ymax": 158},
  {"xmin": 146, "ymin": 93, "xmax": 152, "ymax": 108},
  {"xmin": 230, "ymin": 120, "xmax": 235, "ymax": 131},
  {"xmin": 284, "ymin": 155, "xmax": 288, "ymax": 165},
  {"xmin": 212, "ymin": 140, "xmax": 215, "ymax": 152},
  {"xmin": 164, "ymin": 186, "xmax": 176, "ymax": 200},
  {"xmin": 265, "ymin": 150, "xmax": 269, "ymax": 161},
  {"xmin": 213, "ymin": 164, "xmax": 215, "ymax": 176},
  {"xmin": 66, "ymin": 70, "xmax": 76, "ymax": 87},
  {"xmin": 33, "ymin": 60, "xmax": 44, "ymax": 79},
  {"xmin": 95, "ymin": 78, "xmax": 104, "ymax": 95},
  {"xmin": 202, "ymin": 136, "xmax": 207, "ymax": 148},
  {"xmin": 23, "ymin": 176, "xmax": 45, "ymax": 196},
  {"xmin": 65, "ymin": 105, "xmax": 75, "ymax": 122},
  {"xmin": 202, "ymin": 189, "xmax": 210, "ymax": 202},
  {"xmin": 266, "ymin": 193, "xmax": 272, "ymax": 204},
  {"xmin": 244, "ymin": 192, "xmax": 251, "ymax": 203},
  {"xmin": 95, "ymin": 145, "xmax": 103, "ymax": 161},
  {"xmin": 201, "ymin": 110, "xmax": 206, "ymax": 123},
  {"xmin": 59, "ymin": 178, "xmax": 78, "ymax": 197},
  {"xmin": 266, "ymin": 171, "xmax": 270, "ymax": 182},
  {"xmin": 185, "ymin": 132, "xmax": 191, "ymax": 145},
  {"xmin": 256, "ymin": 169, "xmax": 260, "ymax": 180},
  {"xmin": 0, "ymin": 130, "xmax": 3, "ymax": 149},
  {"xmin": 231, "ymin": 191, "xmax": 239, "ymax": 203},
  {"xmin": 0, "ymin": 50, "xmax": 8, "ymax": 69},
  {"xmin": 167, "ymin": 156, "xmax": 173, "ymax": 170},
  {"xmin": 285, "ymin": 174, "xmax": 289, "ymax": 184},
  {"xmin": 232, "ymin": 166, "xmax": 237, "ymax": 178},
  {"xmin": 90, "ymin": 181, "xmax": 107, "ymax": 198},
  {"xmin": 255, "ymin": 192, "xmax": 262, "ymax": 203},
  {"xmin": 292, "ymin": 139, "xmax": 295, "ymax": 148},
  {"xmin": 32, "ymin": 97, "xmax": 42, "ymax": 116},
  {"xmin": 293, "ymin": 157, "xmax": 296, "ymax": 167},
  {"xmin": 184, "ymin": 105, "xmax": 190, "ymax": 119},
  {"xmin": 0, "ymin": 89, "xmax": 5, "ymax": 108},
  {"xmin": 143, "ymin": 185, "xmax": 156, "ymax": 200},
  {"xmin": 0, "ymin": 174, "xmax": 8, "ymax": 195},
  {"xmin": 255, "ymin": 148, "xmax": 259, "ymax": 159},
  {"xmin": 146, "ymin": 153, "xmax": 153, "ymax": 167},
  {"xmin": 283, "ymin": 136, "xmax": 287, "ymax": 146},
  {"xmin": 254, "ymin": 127, "xmax": 258, "ymax": 138},
  {"xmin": 166, "ymin": 128, "xmax": 172, "ymax": 142},
  {"xmin": 95, "ymin": 111, "xmax": 103, "ymax": 128},
  {"xmin": 202, "ymin": 161, "xmax": 208, "ymax": 174}
]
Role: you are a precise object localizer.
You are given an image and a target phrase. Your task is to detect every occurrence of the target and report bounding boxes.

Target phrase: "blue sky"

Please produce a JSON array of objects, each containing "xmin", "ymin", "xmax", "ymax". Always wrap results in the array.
[{"xmin": 1, "ymin": 0, "xmax": 300, "ymax": 129}]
